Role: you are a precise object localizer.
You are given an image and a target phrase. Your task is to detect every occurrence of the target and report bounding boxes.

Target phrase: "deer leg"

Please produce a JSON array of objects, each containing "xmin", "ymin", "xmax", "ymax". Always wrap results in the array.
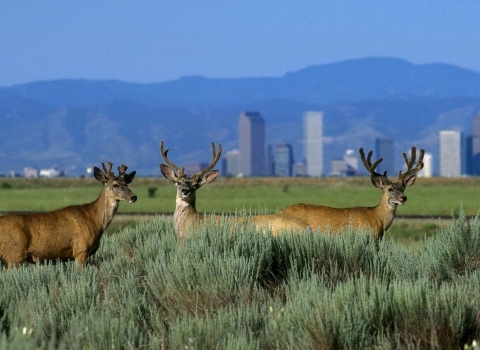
[{"xmin": 73, "ymin": 241, "xmax": 89, "ymax": 266}]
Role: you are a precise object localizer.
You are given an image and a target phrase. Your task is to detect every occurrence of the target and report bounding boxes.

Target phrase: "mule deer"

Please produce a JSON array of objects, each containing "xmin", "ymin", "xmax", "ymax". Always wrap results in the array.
[
  {"xmin": 0, "ymin": 163, "xmax": 137, "ymax": 268},
  {"xmin": 281, "ymin": 147, "xmax": 424, "ymax": 238},
  {"xmin": 159, "ymin": 141, "xmax": 309, "ymax": 239}
]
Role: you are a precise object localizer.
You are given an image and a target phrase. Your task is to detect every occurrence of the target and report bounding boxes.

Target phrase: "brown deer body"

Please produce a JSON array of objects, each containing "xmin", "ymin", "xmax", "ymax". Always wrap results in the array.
[
  {"xmin": 281, "ymin": 147, "xmax": 424, "ymax": 239},
  {"xmin": 159, "ymin": 141, "xmax": 309, "ymax": 239},
  {"xmin": 0, "ymin": 163, "xmax": 137, "ymax": 268}
]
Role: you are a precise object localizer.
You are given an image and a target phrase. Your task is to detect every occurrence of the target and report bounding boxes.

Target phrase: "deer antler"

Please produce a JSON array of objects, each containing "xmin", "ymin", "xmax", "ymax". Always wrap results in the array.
[
  {"xmin": 101, "ymin": 162, "xmax": 116, "ymax": 180},
  {"xmin": 195, "ymin": 142, "xmax": 222, "ymax": 179},
  {"xmin": 359, "ymin": 148, "xmax": 387, "ymax": 177},
  {"xmin": 160, "ymin": 141, "xmax": 185, "ymax": 178},
  {"xmin": 117, "ymin": 164, "xmax": 128, "ymax": 175},
  {"xmin": 398, "ymin": 147, "xmax": 424, "ymax": 183}
]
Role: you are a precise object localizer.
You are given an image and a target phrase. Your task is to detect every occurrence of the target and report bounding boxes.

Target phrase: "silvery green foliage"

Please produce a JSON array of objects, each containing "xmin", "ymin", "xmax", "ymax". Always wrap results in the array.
[{"xmin": 1, "ymin": 212, "xmax": 480, "ymax": 349}]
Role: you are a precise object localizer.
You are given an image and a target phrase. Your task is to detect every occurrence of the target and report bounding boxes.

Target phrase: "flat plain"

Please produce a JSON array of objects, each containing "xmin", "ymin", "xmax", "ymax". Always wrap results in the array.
[{"xmin": 0, "ymin": 176, "xmax": 478, "ymax": 243}]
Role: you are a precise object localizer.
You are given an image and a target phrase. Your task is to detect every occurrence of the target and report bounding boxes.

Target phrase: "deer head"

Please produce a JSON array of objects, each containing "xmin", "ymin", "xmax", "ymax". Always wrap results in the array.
[
  {"xmin": 93, "ymin": 162, "xmax": 137, "ymax": 202},
  {"xmin": 360, "ymin": 146, "xmax": 424, "ymax": 207},
  {"xmin": 159, "ymin": 141, "xmax": 222, "ymax": 206}
]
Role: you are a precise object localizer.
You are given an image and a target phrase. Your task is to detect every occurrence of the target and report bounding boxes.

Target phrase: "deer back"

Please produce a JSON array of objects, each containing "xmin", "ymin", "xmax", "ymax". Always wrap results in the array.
[{"xmin": 281, "ymin": 146, "xmax": 424, "ymax": 238}]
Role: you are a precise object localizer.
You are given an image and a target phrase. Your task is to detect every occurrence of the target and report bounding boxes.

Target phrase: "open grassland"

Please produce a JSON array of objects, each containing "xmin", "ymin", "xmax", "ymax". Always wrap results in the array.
[
  {"xmin": 1, "ymin": 214, "xmax": 480, "ymax": 349},
  {"xmin": 1, "ymin": 176, "xmax": 479, "ymax": 243},
  {"xmin": 1, "ymin": 176, "xmax": 480, "ymax": 215}
]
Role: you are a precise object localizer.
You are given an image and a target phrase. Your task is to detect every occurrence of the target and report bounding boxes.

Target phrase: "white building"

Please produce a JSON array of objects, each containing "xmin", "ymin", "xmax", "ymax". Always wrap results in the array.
[
  {"xmin": 39, "ymin": 168, "xmax": 60, "ymax": 178},
  {"xmin": 418, "ymin": 152, "xmax": 433, "ymax": 178},
  {"xmin": 439, "ymin": 130, "xmax": 462, "ymax": 177},
  {"xmin": 303, "ymin": 111, "xmax": 323, "ymax": 177}
]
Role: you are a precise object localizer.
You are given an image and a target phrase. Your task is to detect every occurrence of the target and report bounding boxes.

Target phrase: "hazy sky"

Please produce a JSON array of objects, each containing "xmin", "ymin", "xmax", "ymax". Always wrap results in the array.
[{"xmin": 1, "ymin": 1, "xmax": 479, "ymax": 86}]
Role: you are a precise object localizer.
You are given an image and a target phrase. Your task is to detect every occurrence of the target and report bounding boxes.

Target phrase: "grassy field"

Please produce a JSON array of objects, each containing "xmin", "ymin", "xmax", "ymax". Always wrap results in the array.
[
  {"xmin": 1, "ymin": 176, "xmax": 479, "ymax": 243},
  {"xmin": 2, "ymin": 177, "xmax": 480, "ymax": 348},
  {"xmin": 1, "ymin": 215, "xmax": 480, "ymax": 349}
]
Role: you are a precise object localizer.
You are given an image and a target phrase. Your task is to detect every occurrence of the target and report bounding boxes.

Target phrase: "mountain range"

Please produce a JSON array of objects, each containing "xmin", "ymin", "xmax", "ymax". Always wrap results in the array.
[{"xmin": 1, "ymin": 57, "xmax": 480, "ymax": 176}]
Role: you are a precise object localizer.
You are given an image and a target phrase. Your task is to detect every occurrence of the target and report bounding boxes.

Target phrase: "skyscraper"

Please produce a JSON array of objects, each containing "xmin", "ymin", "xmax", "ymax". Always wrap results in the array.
[
  {"xmin": 439, "ymin": 130, "xmax": 462, "ymax": 177},
  {"xmin": 273, "ymin": 144, "xmax": 294, "ymax": 177},
  {"xmin": 375, "ymin": 137, "xmax": 394, "ymax": 175},
  {"xmin": 225, "ymin": 149, "xmax": 240, "ymax": 177},
  {"xmin": 303, "ymin": 111, "xmax": 323, "ymax": 177},
  {"xmin": 238, "ymin": 112, "xmax": 266, "ymax": 176},
  {"xmin": 471, "ymin": 113, "xmax": 480, "ymax": 175}
]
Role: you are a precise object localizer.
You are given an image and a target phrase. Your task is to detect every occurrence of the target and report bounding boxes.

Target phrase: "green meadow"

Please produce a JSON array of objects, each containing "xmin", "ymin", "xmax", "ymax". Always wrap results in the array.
[
  {"xmin": 2, "ymin": 177, "xmax": 480, "ymax": 348},
  {"xmin": 1, "ymin": 176, "xmax": 479, "ymax": 243},
  {"xmin": 1, "ymin": 176, "xmax": 480, "ymax": 214}
]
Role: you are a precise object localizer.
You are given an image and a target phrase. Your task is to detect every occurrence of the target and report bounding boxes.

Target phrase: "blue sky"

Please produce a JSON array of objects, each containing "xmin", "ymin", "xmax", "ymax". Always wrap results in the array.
[{"xmin": 1, "ymin": 1, "xmax": 479, "ymax": 86}]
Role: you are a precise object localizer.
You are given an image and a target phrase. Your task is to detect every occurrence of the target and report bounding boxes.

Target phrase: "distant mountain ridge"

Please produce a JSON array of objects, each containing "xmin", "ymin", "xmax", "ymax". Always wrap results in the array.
[{"xmin": 1, "ymin": 57, "xmax": 480, "ymax": 176}]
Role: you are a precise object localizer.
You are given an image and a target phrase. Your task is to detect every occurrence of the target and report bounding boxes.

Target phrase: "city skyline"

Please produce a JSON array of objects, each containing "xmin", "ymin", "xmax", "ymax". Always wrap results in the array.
[{"xmin": 222, "ymin": 113, "xmax": 480, "ymax": 179}]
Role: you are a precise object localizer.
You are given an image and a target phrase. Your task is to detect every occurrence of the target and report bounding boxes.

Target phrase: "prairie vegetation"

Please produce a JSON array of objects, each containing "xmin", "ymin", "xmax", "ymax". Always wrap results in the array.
[{"xmin": 1, "ymin": 213, "xmax": 480, "ymax": 349}]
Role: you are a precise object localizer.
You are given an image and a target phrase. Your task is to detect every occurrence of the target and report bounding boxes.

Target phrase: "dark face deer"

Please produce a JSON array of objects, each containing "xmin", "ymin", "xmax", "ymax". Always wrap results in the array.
[
  {"xmin": 281, "ymin": 147, "xmax": 424, "ymax": 238},
  {"xmin": 159, "ymin": 141, "xmax": 222, "ymax": 239},
  {"xmin": 160, "ymin": 141, "xmax": 310, "ymax": 238},
  {"xmin": 0, "ymin": 162, "xmax": 137, "ymax": 268}
]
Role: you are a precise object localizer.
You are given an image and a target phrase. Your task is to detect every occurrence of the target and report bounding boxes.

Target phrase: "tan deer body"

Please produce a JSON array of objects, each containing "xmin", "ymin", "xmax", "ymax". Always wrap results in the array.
[
  {"xmin": 0, "ymin": 163, "xmax": 137, "ymax": 268},
  {"xmin": 281, "ymin": 147, "xmax": 424, "ymax": 239},
  {"xmin": 160, "ymin": 141, "xmax": 309, "ymax": 239}
]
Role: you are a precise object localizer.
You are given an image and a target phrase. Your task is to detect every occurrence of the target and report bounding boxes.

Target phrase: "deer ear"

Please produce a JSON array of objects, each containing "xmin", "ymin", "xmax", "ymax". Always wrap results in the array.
[
  {"xmin": 93, "ymin": 166, "xmax": 108, "ymax": 183},
  {"xmin": 124, "ymin": 171, "xmax": 136, "ymax": 184},
  {"xmin": 200, "ymin": 170, "xmax": 220, "ymax": 186},
  {"xmin": 160, "ymin": 164, "xmax": 178, "ymax": 183},
  {"xmin": 403, "ymin": 174, "xmax": 417, "ymax": 187},
  {"xmin": 371, "ymin": 175, "xmax": 388, "ymax": 189}
]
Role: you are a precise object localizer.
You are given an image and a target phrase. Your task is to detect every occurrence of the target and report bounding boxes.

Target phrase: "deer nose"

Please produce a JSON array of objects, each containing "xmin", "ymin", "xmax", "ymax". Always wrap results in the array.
[
  {"xmin": 130, "ymin": 195, "xmax": 137, "ymax": 203},
  {"xmin": 182, "ymin": 189, "xmax": 192, "ymax": 196},
  {"xmin": 399, "ymin": 195, "xmax": 407, "ymax": 203}
]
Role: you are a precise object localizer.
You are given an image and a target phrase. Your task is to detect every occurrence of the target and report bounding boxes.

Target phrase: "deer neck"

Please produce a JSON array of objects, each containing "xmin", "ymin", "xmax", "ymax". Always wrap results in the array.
[
  {"xmin": 174, "ymin": 190, "xmax": 201, "ymax": 238},
  {"xmin": 91, "ymin": 187, "xmax": 120, "ymax": 232},
  {"xmin": 372, "ymin": 191, "xmax": 398, "ymax": 232}
]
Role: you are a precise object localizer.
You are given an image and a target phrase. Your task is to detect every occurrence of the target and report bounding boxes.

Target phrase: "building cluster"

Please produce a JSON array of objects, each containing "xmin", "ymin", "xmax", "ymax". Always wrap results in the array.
[
  {"xmin": 22, "ymin": 167, "xmax": 63, "ymax": 178},
  {"xmin": 222, "ymin": 112, "xmax": 323, "ymax": 177},
  {"xmin": 220, "ymin": 111, "xmax": 480, "ymax": 178},
  {"xmin": 438, "ymin": 113, "xmax": 480, "ymax": 177},
  {"xmin": 223, "ymin": 111, "xmax": 324, "ymax": 178}
]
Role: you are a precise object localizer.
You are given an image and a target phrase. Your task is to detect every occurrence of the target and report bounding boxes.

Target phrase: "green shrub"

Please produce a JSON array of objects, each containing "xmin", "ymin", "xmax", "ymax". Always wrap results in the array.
[{"xmin": 2, "ymin": 213, "xmax": 480, "ymax": 349}]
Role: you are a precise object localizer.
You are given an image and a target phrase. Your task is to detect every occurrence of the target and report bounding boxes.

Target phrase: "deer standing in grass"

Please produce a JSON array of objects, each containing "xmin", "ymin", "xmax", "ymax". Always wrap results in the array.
[
  {"xmin": 281, "ymin": 147, "xmax": 424, "ymax": 239},
  {"xmin": 0, "ymin": 163, "xmax": 137, "ymax": 268},
  {"xmin": 159, "ymin": 141, "xmax": 309, "ymax": 239}
]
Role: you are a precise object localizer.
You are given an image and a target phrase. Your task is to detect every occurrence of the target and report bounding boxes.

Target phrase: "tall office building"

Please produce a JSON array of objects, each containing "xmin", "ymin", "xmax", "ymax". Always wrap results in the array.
[
  {"xmin": 273, "ymin": 144, "xmax": 294, "ymax": 177},
  {"xmin": 471, "ymin": 113, "xmax": 480, "ymax": 175},
  {"xmin": 303, "ymin": 111, "xmax": 323, "ymax": 177},
  {"xmin": 375, "ymin": 137, "xmax": 395, "ymax": 175},
  {"xmin": 238, "ymin": 112, "xmax": 266, "ymax": 176},
  {"xmin": 439, "ymin": 130, "xmax": 462, "ymax": 177},
  {"xmin": 225, "ymin": 149, "xmax": 240, "ymax": 177}
]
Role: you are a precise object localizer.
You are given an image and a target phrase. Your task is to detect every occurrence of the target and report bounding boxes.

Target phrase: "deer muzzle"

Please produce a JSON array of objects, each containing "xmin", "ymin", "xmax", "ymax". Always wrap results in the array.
[
  {"xmin": 397, "ymin": 195, "xmax": 407, "ymax": 204},
  {"xmin": 181, "ymin": 189, "xmax": 192, "ymax": 197}
]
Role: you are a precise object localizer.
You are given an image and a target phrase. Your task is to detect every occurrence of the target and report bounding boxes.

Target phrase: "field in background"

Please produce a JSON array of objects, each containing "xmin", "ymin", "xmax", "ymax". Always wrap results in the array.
[{"xmin": 1, "ymin": 176, "xmax": 479, "ymax": 244}]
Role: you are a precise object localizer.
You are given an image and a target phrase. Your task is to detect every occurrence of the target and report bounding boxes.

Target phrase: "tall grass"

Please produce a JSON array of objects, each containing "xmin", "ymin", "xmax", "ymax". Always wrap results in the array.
[{"xmin": 1, "ymin": 211, "xmax": 480, "ymax": 349}]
